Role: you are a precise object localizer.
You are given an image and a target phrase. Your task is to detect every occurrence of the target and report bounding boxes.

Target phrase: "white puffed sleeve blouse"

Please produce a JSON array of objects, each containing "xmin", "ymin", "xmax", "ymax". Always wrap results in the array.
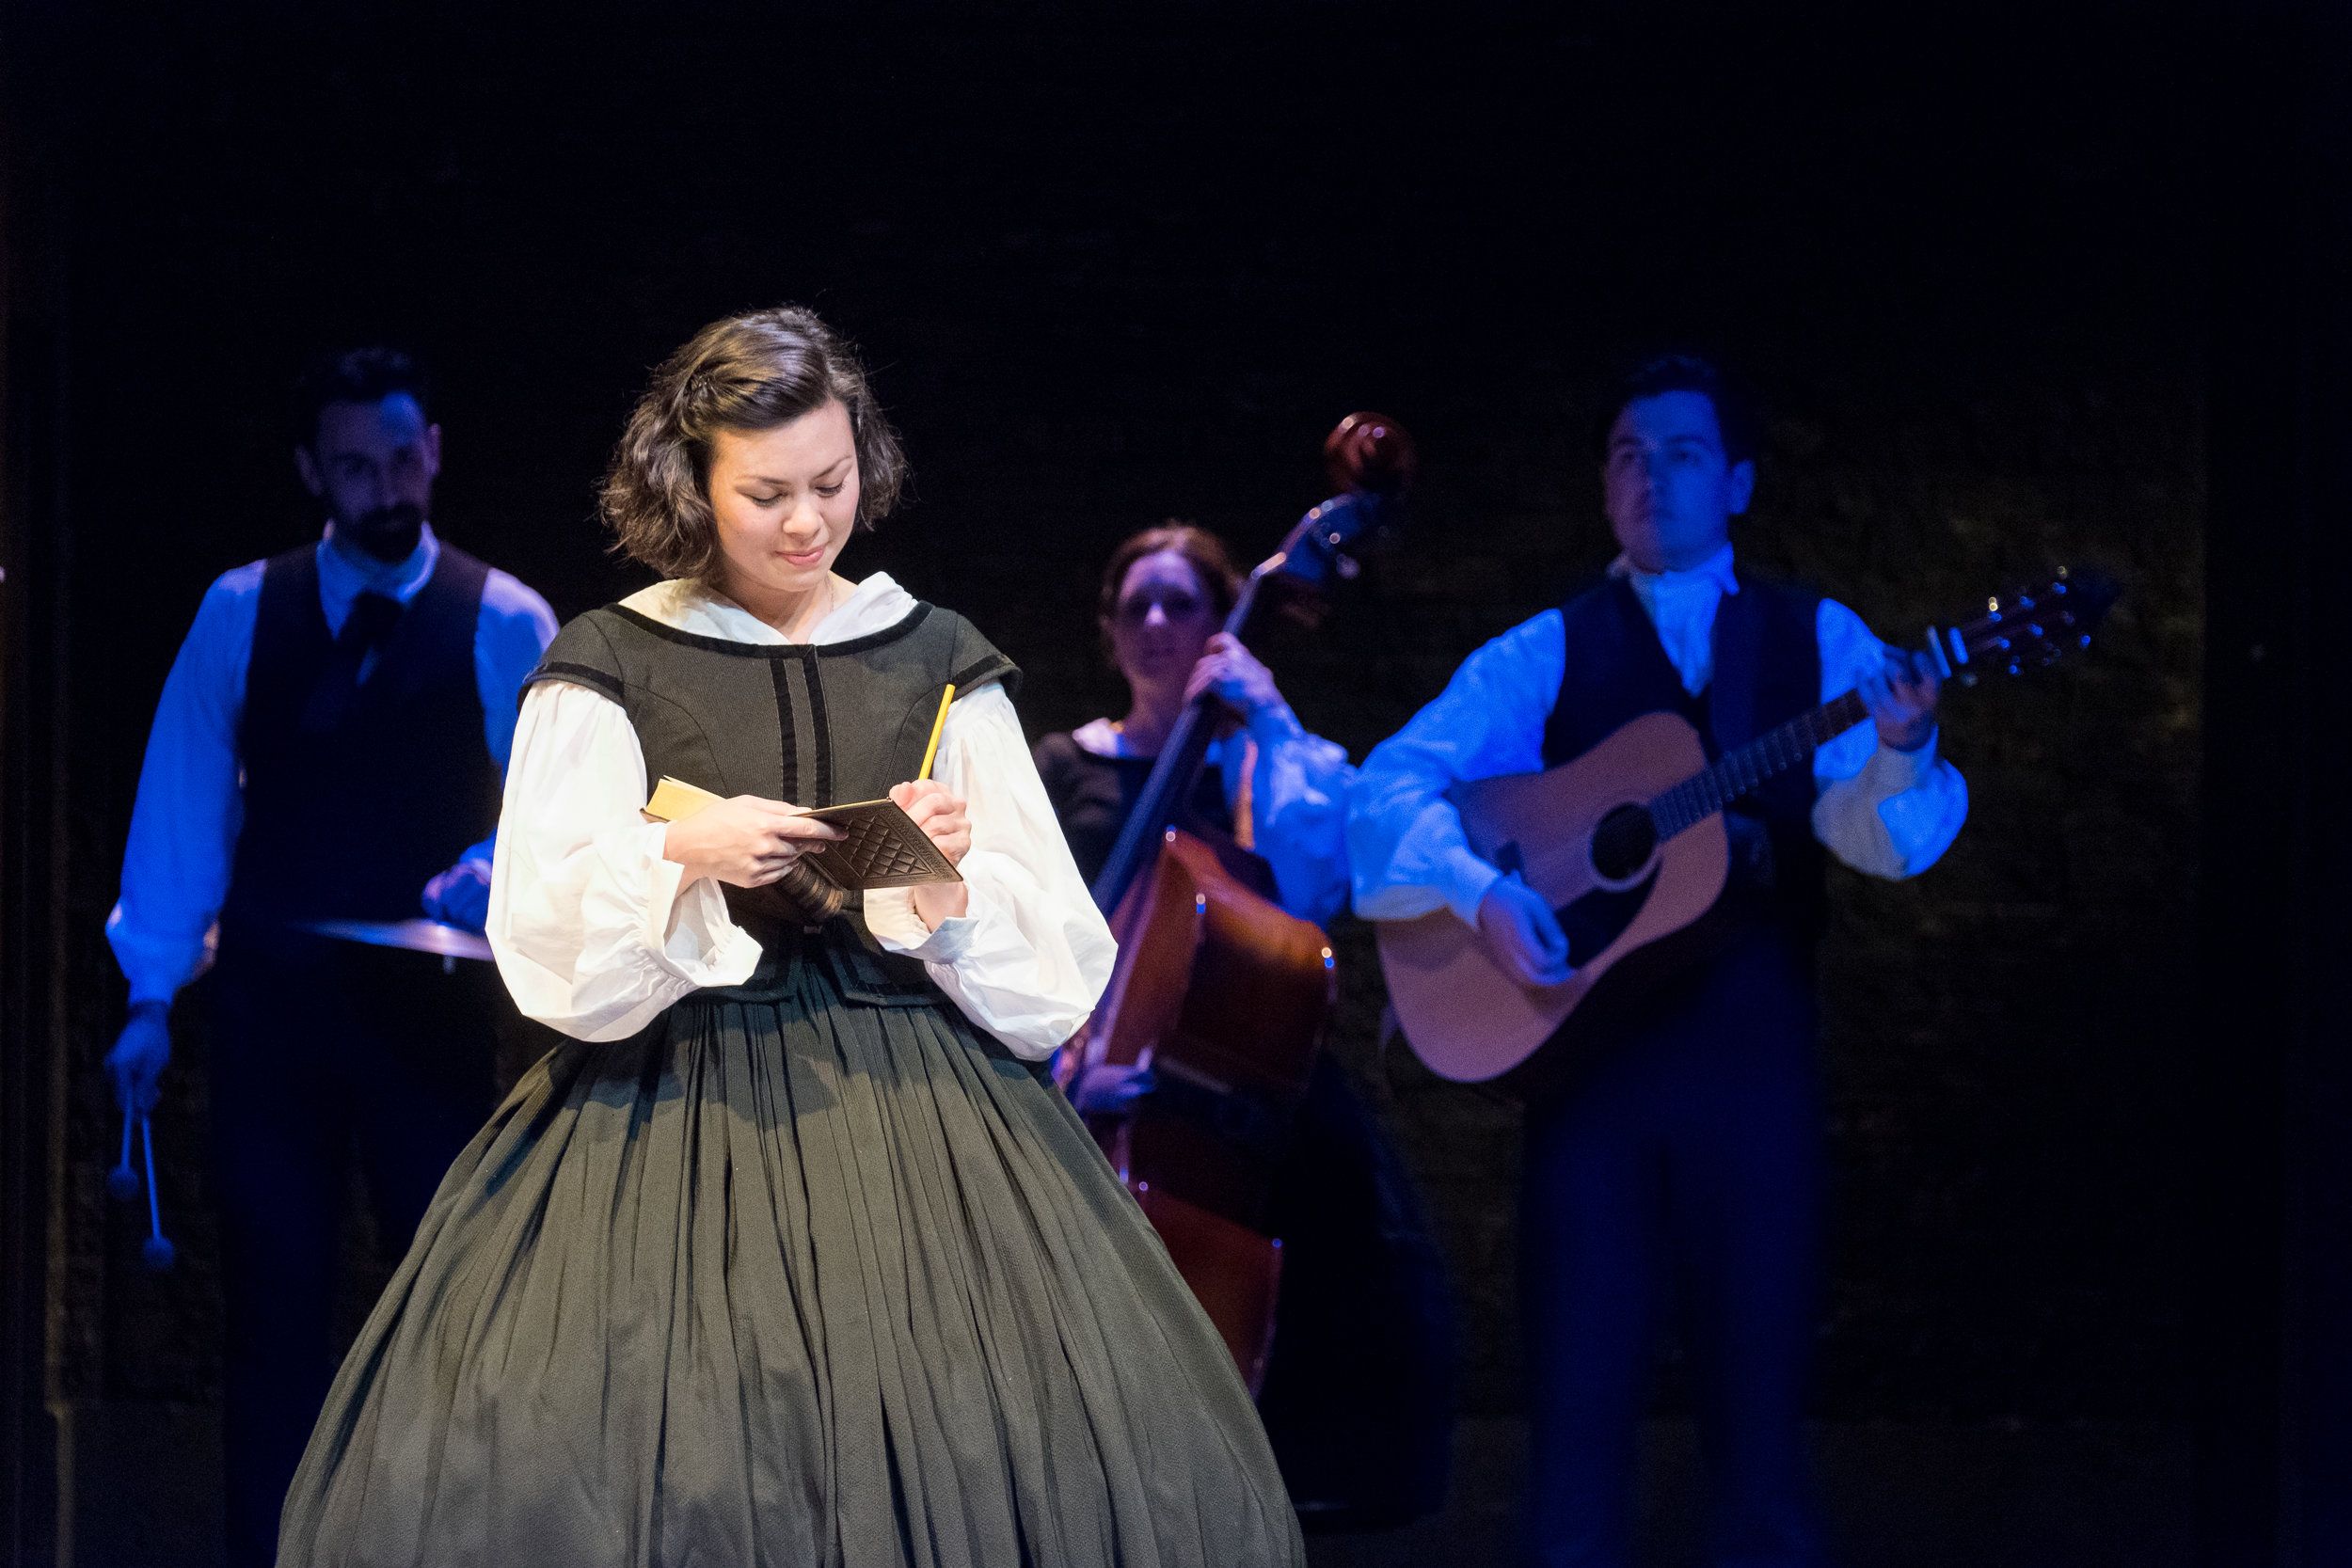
[{"xmin": 485, "ymin": 573, "xmax": 1116, "ymax": 1061}]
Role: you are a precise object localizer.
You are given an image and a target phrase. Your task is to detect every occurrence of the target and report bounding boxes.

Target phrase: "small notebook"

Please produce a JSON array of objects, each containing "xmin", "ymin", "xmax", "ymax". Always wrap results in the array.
[{"xmin": 643, "ymin": 776, "xmax": 962, "ymax": 891}]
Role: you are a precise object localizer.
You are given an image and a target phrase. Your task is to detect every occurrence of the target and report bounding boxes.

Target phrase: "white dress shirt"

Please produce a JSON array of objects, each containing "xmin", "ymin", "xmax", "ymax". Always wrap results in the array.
[
  {"xmin": 106, "ymin": 523, "xmax": 559, "ymax": 1006},
  {"xmin": 486, "ymin": 574, "xmax": 1116, "ymax": 1062},
  {"xmin": 1069, "ymin": 705, "xmax": 1356, "ymax": 930},
  {"xmin": 1348, "ymin": 543, "xmax": 1969, "ymax": 926}
]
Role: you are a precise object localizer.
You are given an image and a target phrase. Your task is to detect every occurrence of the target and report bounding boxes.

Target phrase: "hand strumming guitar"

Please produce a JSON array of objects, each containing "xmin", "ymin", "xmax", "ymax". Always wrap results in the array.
[
  {"xmin": 1862, "ymin": 647, "xmax": 1941, "ymax": 752},
  {"xmin": 1477, "ymin": 872, "xmax": 1576, "ymax": 990}
]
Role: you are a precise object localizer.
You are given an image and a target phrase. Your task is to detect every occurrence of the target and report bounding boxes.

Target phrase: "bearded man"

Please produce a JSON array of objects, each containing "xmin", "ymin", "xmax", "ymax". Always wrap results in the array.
[{"xmin": 103, "ymin": 346, "xmax": 556, "ymax": 1565}]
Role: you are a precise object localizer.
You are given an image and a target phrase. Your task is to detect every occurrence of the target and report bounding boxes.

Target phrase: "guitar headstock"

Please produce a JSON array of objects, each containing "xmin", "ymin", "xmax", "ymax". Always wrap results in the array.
[{"xmin": 1929, "ymin": 567, "xmax": 2121, "ymax": 681}]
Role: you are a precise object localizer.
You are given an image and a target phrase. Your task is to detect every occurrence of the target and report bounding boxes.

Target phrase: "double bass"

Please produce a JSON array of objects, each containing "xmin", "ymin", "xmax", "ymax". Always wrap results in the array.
[{"xmin": 1079, "ymin": 413, "xmax": 1415, "ymax": 1390}]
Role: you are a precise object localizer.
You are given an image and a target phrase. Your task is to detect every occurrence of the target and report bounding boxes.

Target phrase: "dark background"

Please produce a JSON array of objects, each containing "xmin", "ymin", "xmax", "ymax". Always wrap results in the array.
[{"xmin": 12, "ymin": 0, "xmax": 2314, "ymax": 1561}]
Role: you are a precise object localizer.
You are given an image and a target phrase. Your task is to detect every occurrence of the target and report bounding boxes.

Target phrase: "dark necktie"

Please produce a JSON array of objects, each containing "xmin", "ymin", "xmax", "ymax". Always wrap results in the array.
[
  {"xmin": 340, "ymin": 591, "xmax": 405, "ymax": 657},
  {"xmin": 302, "ymin": 592, "xmax": 405, "ymax": 733}
]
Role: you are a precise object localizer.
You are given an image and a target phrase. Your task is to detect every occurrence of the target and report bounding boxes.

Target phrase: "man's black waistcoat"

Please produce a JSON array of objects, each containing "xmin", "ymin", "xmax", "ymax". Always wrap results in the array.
[
  {"xmin": 1541, "ymin": 572, "xmax": 1828, "ymax": 942},
  {"xmin": 221, "ymin": 543, "xmax": 498, "ymax": 941}
]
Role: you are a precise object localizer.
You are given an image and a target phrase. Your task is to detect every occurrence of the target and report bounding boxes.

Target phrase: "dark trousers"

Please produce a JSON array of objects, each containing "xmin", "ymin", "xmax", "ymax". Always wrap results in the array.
[
  {"xmin": 1520, "ymin": 926, "xmax": 1825, "ymax": 1568},
  {"xmin": 205, "ymin": 941, "xmax": 497, "ymax": 1567}
]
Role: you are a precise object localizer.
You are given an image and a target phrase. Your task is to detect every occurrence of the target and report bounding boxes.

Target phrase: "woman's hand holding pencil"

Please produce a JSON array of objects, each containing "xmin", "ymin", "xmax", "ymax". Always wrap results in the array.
[
  {"xmin": 898, "ymin": 683, "xmax": 972, "ymax": 927},
  {"xmin": 889, "ymin": 779, "xmax": 971, "ymax": 867}
]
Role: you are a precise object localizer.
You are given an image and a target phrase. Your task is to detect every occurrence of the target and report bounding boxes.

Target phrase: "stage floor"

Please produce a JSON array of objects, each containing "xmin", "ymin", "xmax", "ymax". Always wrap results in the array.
[
  {"xmin": 60, "ymin": 1404, "xmax": 2189, "ymax": 1567},
  {"xmin": 1307, "ymin": 1416, "xmax": 2191, "ymax": 1567}
]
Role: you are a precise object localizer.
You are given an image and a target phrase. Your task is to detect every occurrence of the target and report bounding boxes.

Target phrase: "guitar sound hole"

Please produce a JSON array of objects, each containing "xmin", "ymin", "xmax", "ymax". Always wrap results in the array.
[{"xmin": 1589, "ymin": 804, "xmax": 1660, "ymax": 884}]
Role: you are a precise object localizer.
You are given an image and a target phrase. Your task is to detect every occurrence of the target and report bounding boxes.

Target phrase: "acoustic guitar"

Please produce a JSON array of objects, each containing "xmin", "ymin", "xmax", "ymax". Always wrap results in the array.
[{"xmin": 1375, "ymin": 569, "xmax": 2118, "ymax": 1085}]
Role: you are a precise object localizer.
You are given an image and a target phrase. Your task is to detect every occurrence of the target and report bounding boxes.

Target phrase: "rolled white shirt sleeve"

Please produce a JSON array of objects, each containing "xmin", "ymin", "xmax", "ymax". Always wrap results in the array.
[
  {"xmin": 487, "ymin": 679, "xmax": 762, "ymax": 1041},
  {"xmin": 863, "ymin": 682, "xmax": 1117, "ymax": 1060},
  {"xmin": 1809, "ymin": 598, "xmax": 1969, "ymax": 878},
  {"xmin": 1347, "ymin": 610, "xmax": 1565, "ymax": 926}
]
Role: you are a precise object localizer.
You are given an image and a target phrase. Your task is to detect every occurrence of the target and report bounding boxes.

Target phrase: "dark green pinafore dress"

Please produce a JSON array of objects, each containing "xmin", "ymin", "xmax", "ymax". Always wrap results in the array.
[{"xmin": 276, "ymin": 599, "xmax": 1306, "ymax": 1568}]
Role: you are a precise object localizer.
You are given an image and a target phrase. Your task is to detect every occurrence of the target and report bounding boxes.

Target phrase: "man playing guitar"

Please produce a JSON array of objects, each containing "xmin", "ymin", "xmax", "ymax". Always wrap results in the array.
[{"xmin": 1347, "ymin": 356, "xmax": 1966, "ymax": 1567}]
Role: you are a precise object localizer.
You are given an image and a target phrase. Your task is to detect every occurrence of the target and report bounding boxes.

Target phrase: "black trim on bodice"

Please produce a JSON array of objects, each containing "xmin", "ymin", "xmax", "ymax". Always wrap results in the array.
[
  {"xmin": 601, "ymin": 600, "xmax": 937, "ymax": 659},
  {"xmin": 526, "ymin": 660, "xmax": 623, "ymax": 705}
]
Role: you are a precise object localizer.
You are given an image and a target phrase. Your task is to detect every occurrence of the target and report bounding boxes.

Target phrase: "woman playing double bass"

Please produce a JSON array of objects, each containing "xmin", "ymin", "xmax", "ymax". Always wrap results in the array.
[
  {"xmin": 1033, "ymin": 525, "xmax": 1352, "ymax": 927},
  {"xmin": 1035, "ymin": 523, "xmax": 1455, "ymax": 1530}
]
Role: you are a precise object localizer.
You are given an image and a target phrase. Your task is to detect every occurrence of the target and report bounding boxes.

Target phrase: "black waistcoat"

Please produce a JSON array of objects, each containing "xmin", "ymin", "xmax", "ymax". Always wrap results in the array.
[
  {"xmin": 1541, "ymin": 573, "xmax": 1827, "ymax": 938},
  {"xmin": 221, "ymin": 543, "xmax": 498, "ymax": 942},
  {"xmin": 528, "ymin": 598, "xmax": 1019, "ymax": 1006}
]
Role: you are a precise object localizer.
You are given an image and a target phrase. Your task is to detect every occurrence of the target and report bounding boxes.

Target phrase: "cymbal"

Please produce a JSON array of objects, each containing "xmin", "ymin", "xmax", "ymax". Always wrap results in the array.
[{"xmin": 298, "ymin": 918, "xmax": 494, "ymax": 962}]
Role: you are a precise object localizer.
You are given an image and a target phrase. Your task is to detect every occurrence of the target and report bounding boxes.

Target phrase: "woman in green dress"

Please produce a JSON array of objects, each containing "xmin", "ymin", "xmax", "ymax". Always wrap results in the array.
[{"xmin": 275, "ymin": 306, "xmax": 1306, "ymax": 1568}]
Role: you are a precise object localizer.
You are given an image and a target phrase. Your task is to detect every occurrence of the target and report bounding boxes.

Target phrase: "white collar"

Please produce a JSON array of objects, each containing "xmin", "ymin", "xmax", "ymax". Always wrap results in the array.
[
  {"xmin": 1608, "ymin": 541, "xmax": 1739, "ymax": 598},
  {"xmin": 1073, "ymin": 717, "xmax": 1136, "ymax": 758},
  {"xmin": 619, "ymin": 572, "xmax": 918, "ymax": 646}
]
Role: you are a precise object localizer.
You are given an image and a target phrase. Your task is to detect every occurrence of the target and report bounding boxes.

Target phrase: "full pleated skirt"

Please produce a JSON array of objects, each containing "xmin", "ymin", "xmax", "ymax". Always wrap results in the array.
[{"xmin": 276, "ymin": 966, "xmax": 1306, "ymax": 1568}]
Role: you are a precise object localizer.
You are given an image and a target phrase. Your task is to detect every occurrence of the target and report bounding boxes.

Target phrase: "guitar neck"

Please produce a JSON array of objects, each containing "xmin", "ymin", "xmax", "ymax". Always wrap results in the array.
[{"xmin": 1647, "ymin": 689, "xmax": 1871, "ymax": 837}]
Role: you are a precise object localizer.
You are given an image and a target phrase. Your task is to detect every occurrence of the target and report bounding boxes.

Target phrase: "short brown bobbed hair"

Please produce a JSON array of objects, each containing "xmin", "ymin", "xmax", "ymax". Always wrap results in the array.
[
  {"xmin": 600, "ymin": 306, "xmax": 908, "ymax": 581},
  {"xmin": 1096, "ymin": 523, "xmax": 1243, "ymax": 659}
]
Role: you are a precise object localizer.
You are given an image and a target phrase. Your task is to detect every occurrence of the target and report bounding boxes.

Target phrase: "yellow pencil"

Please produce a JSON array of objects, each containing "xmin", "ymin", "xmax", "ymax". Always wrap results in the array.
[{"xmin": 918, "ymin": 684, "xmax": 956, "ymax": 781}]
